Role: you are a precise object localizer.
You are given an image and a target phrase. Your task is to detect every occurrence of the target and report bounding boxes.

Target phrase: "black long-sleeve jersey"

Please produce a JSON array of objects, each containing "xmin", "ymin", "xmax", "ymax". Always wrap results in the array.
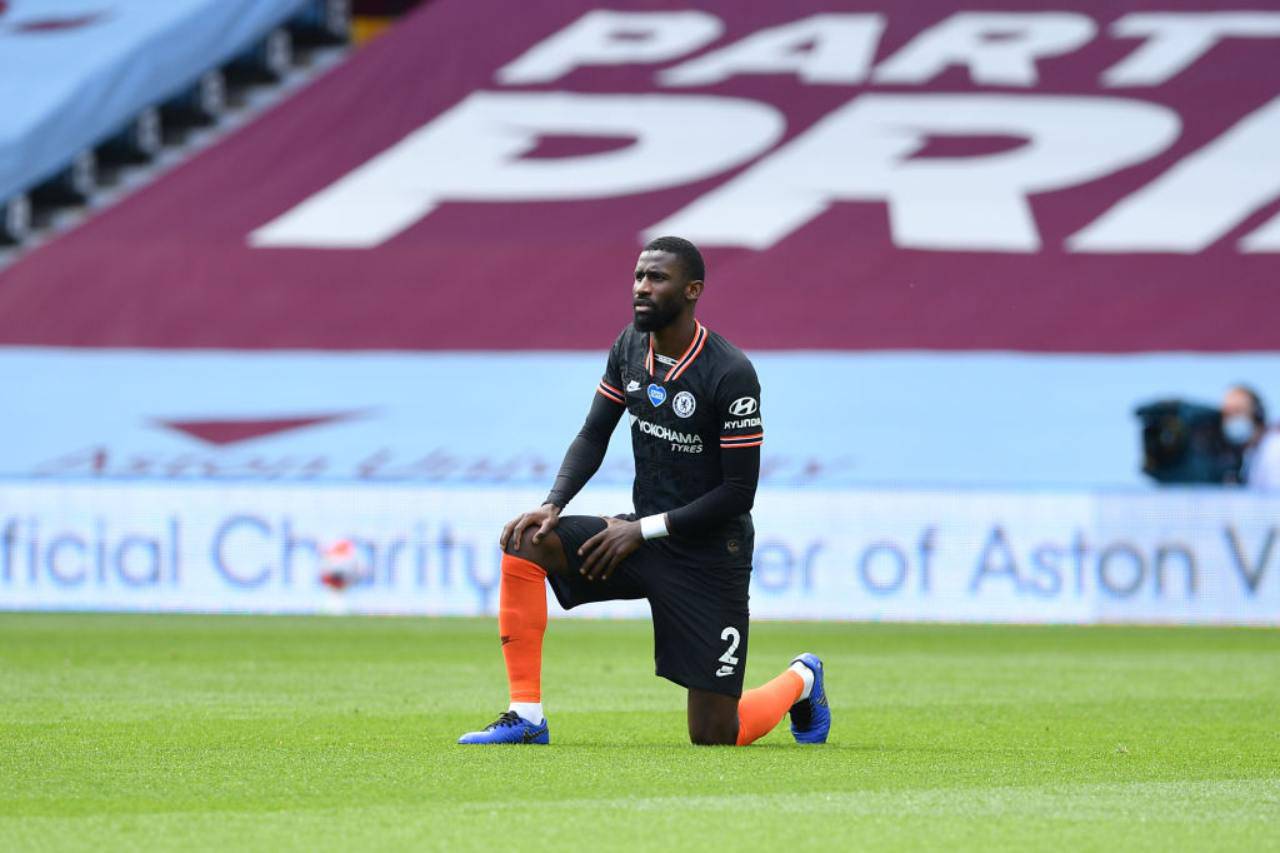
[{"xmin": 545, "ymin": 321, "xmax": 763, "ymax": 567}]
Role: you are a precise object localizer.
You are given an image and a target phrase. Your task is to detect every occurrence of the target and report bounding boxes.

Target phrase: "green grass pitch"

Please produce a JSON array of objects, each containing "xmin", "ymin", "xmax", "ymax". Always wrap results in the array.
[{"xmin": 2, "ymin": 614, "xmax": 1278, "ymax": 851}]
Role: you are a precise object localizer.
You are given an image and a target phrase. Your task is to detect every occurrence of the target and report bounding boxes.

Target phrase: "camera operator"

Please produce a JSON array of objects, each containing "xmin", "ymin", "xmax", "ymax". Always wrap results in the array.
[{"xmin": 1222, "ymin": 385, "xmax": 1280, "ymax": 490}]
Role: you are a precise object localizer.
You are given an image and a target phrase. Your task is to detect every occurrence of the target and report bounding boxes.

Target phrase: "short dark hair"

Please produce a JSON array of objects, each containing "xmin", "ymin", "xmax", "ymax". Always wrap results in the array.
[
  {"xmin": 643, "ymin": 235, "xmax": 705, "ymax": 282},
  {"xmin": 1231, "ymin": 384, "xmax": 1268, "ymax": 426}
]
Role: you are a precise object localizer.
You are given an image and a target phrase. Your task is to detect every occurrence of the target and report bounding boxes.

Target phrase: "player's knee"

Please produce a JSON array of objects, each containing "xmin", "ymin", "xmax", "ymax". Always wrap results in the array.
[
  {"xmin": 689, "ymin": 729, "xmax": 735, "ymax": 747},
  {"xmin": 503, "ymin": 533, "xmax": 564, "ymax": 575},
  {"xmin": 687, "ymin": 689, "xmax": 740, "ymax": 746},
  {"xmin": 688, "ymin": 718, "xmax": 737, "ymax": 747},
  {"xmin": 503, "ymin": 532, "xmax": 542, "ymax": 561},
  {"xmin": 502, "ymin": 536, "xmax": 532, "ymax": 560}
]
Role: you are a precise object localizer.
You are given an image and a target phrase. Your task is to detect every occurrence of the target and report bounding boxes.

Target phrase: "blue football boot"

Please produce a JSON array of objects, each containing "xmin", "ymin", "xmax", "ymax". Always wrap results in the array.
[
  {"xmin": 788, "ymin": 653, "xmax": 830, "ymax": 744},
  {"xmin": 457, "ymin": 711, "xmax": 549, "ymax": 745}
]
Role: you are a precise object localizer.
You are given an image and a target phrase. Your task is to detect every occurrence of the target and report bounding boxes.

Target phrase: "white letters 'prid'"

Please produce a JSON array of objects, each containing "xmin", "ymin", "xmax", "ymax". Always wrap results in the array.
[
  {"xmin": 249, "ymin": 92, "xmax": 783, "ymax": 249},
  {"xmin": 647, "ymin": 94, "xmax": 1179, "ymax": 252},
  {"xmin": 1069, "ymin": 96, "xmax": 1280, "ymax": 253}
]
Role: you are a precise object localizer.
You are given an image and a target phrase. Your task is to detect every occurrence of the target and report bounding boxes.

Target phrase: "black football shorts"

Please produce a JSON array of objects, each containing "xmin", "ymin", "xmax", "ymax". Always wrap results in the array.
[{"xmin": 549, "ymin": 515, "xmax": 751, "ymax": 697}]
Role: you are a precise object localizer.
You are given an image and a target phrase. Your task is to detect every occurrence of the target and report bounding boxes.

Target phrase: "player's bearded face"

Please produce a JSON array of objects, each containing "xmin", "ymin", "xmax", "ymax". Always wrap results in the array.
[
  {"xmin": 633, "ymin": 252, "xmax": 688, "ymax": 332},
  {"xmin": 633, "ymin": 295, "xmax": 683, "ymax": 332}
]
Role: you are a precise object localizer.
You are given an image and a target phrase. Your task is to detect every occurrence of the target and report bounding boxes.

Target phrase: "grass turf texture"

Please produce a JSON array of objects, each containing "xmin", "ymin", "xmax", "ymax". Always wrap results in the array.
[{"xmin": 2, "ymin": 615, "xmax": 1278, "ymax": 851}]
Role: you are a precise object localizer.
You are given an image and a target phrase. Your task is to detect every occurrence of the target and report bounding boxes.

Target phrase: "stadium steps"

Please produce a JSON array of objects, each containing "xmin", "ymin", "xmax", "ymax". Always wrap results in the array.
[{"xmin": 0, "ymin": 4, "xmax": 353, "ymax": 272}]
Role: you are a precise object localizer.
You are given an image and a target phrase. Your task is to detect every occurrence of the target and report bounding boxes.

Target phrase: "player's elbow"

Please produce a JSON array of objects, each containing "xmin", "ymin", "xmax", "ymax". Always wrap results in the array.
[
  {"xmin": 727, "ymin": 481, "xmax": 756, "ymax": 514},
  {"xmin": 574, "ymin": 430, "xmax": 610, "ymax": 456}
]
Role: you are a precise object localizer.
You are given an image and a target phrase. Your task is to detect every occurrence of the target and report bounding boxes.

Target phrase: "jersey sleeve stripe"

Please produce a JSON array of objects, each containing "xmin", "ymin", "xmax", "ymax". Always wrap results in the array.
[
  {"xmin": 596, "ymin": 382, "xmax": 625, "ymax": 404},
  {"xmin": 720, "ymin": 432, "xmax": 764, "ymax": 441},
  {"xmin": 721, "ymin": 440, "xmax": 763, "ymax": 448}
]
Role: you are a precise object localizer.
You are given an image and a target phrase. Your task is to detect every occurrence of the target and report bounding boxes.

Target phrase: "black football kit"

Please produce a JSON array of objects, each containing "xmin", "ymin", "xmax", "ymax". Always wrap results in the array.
[{"xmin": 544, "ymin": 321, "xmax": 763, "ymax": 696}]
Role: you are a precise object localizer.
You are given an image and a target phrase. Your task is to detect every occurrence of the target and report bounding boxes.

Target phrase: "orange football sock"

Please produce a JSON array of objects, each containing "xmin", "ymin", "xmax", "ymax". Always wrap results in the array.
[
  {"xmin": 498, "ymin": 554, "xmax": 547, "ymax": 703},
  {"xmin": 735, "ymin": 669, "xmax": 804, "ymax": 746}
]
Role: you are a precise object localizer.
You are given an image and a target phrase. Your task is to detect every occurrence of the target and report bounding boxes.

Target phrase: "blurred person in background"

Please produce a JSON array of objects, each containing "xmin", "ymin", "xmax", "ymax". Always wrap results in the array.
[{"xmin": 1222, "ymin": 385, "xmax": 1280, "ymax": 490}]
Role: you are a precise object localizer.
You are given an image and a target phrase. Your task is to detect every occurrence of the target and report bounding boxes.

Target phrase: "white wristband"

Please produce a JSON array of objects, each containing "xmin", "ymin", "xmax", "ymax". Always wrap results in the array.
[{"xmin": 640, "ymin": 513, "xmax": 669, "ymax": 540}]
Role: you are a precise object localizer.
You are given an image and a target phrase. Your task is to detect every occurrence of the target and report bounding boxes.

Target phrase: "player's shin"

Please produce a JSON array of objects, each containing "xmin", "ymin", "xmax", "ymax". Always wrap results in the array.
[
  {"xmin": 498, "ymin": 554, "xmax": 548, "ymax": 720},
  {"xmin": 734, "ymin": 668, "xmax": 806, "ymax": 746}
]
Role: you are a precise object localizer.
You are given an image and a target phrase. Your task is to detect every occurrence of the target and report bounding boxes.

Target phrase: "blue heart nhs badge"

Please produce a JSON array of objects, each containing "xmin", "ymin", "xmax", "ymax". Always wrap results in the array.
[{"xmin": 647, "ymin": 384, "xmax": 667, "ymax": 407}]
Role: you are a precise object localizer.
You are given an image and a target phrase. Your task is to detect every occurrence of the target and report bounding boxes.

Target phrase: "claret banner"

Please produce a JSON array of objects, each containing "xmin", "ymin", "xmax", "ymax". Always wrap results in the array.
[{"xmin": 0, "ymin": 0, "xmax": 1278, "ymax": 351}]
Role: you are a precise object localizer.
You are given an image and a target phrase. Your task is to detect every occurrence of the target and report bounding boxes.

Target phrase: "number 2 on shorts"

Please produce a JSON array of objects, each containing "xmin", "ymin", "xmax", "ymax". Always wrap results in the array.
[{"xmin": 719, "ymin": 626, "xmax": 740, "ymax": 666}]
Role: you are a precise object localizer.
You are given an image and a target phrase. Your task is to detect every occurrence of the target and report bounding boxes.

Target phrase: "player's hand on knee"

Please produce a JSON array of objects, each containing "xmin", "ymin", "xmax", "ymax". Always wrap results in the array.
[
  {"xmin": 501, "ymin": 503, "xmax": 561, "ymax": 552},
  {"xmin": 578, "ymin": 517, "xmax": 642, "ymax": 581},
  {"xmin": 530, "ymin": 504, "xmax": 562, "ymax": 546}
]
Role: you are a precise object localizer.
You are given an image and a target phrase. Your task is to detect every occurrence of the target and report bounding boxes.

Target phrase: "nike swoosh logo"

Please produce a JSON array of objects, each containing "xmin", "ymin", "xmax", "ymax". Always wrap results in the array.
[
  {"xmin": 716, "ymin": 665, "xmax": 735, "ymax": 677},
  {"xmin": 500, "ymin": 636, "xmax": 512, "ymax": 646}
]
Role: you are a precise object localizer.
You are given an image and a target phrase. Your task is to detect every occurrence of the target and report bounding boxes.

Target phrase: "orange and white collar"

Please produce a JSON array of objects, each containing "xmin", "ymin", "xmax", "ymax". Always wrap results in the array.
[{"xmin": 645, "ymin": 321, "xmax": 708, "ymax": 382}]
